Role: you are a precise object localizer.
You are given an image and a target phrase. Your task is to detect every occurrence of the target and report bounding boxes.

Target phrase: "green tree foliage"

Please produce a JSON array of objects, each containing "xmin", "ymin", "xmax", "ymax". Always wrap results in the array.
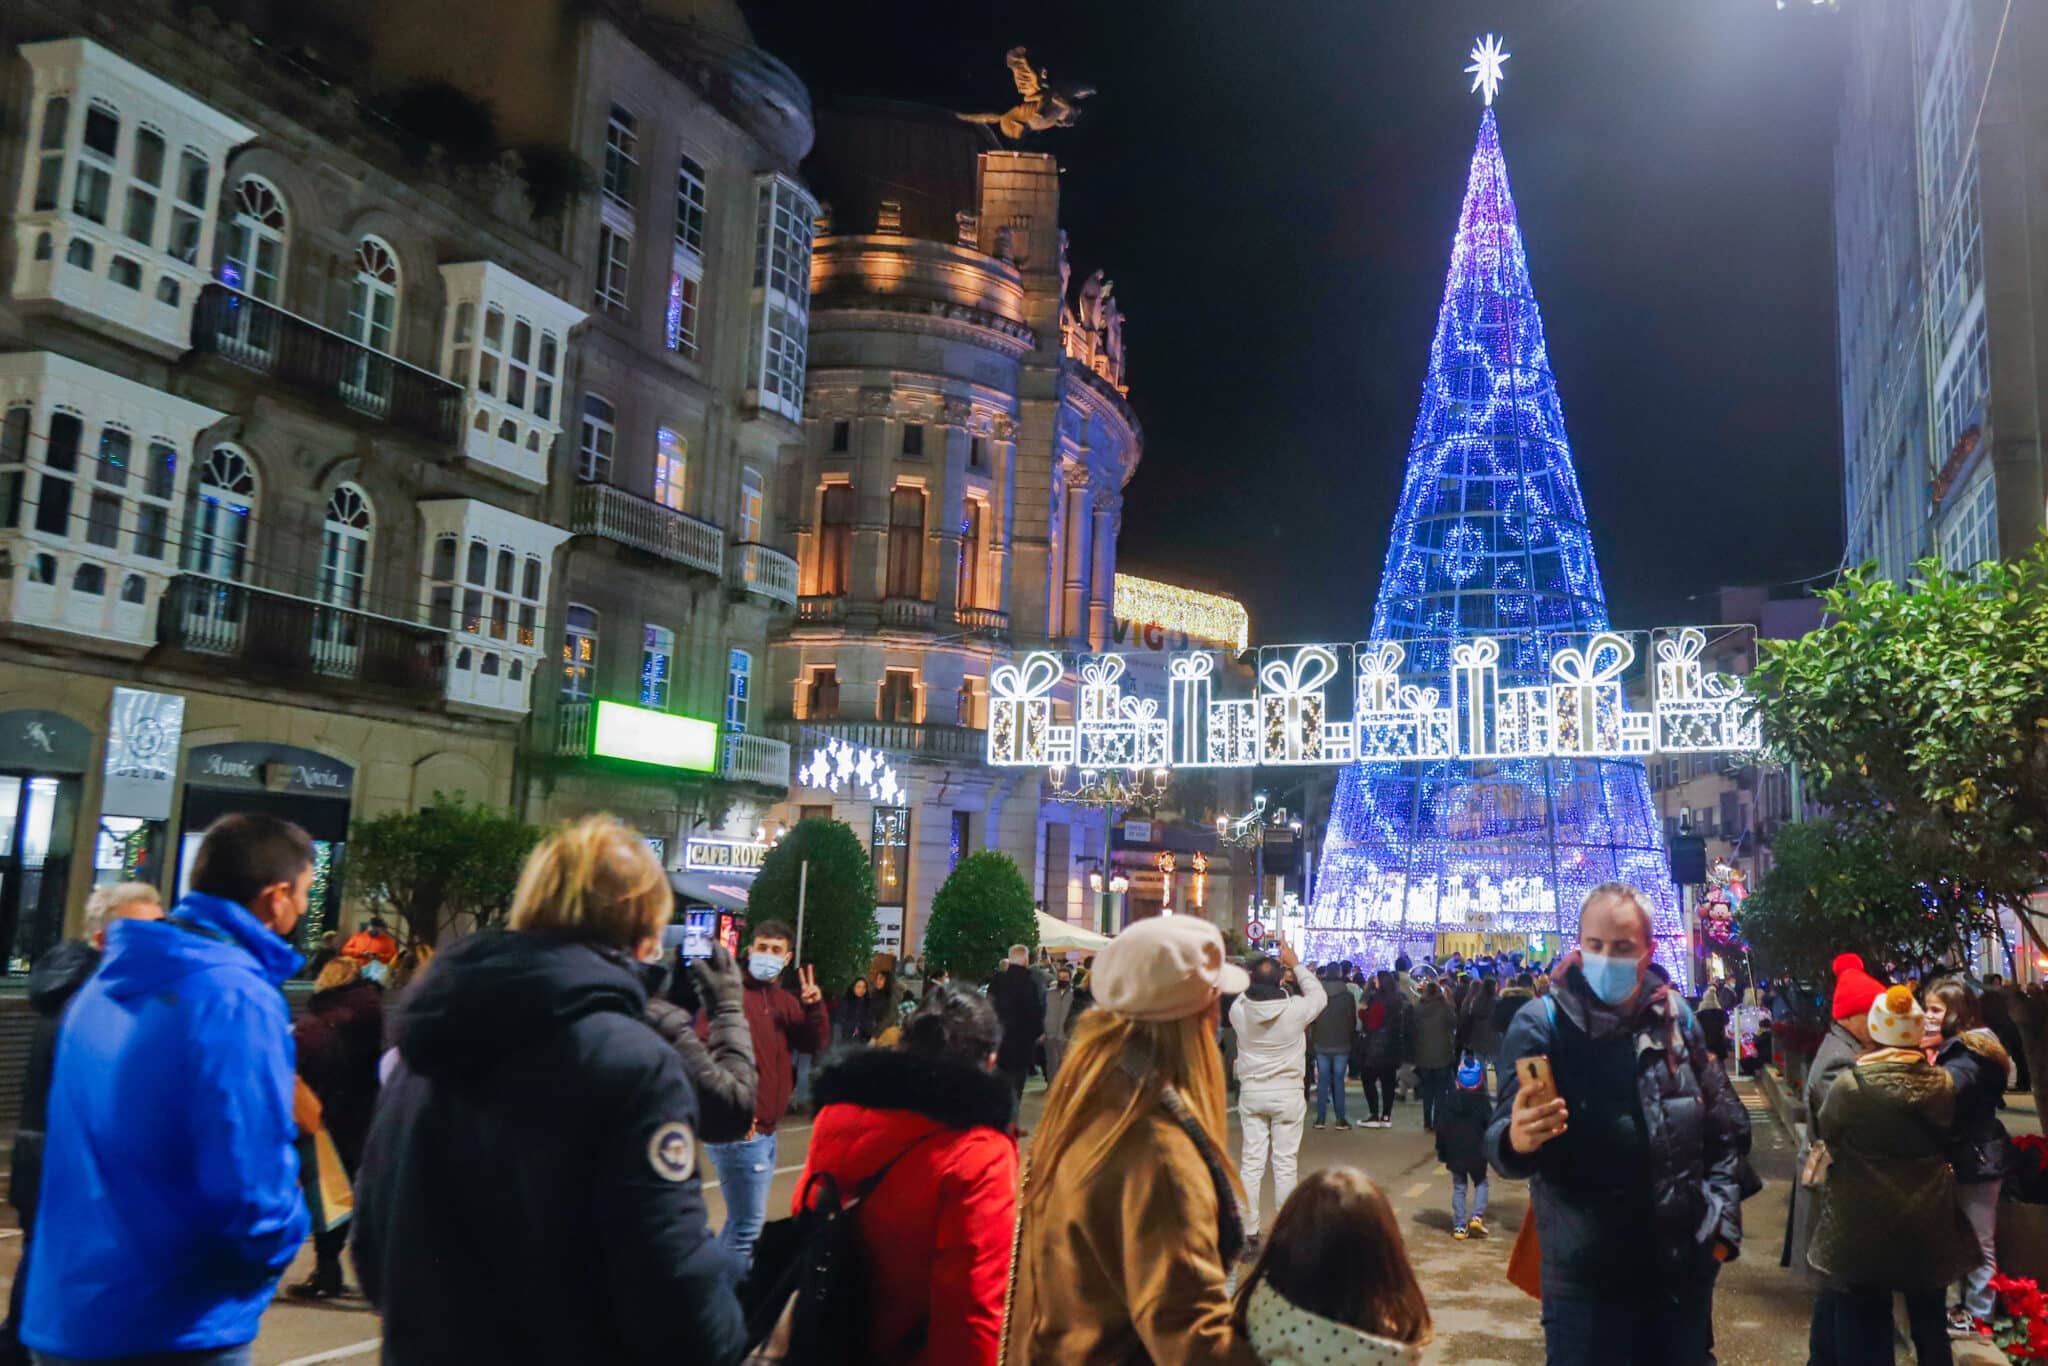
[
  {"xmin": 923, "ymin": 851, "xmax": 1038, "ymax": 982},
  {"xmin": 347, "ymin": 796, "xmax": 542, "ymax": 947},
  {"xmin": 1742, "ymin": 817, "xmax": 2000, "ymax": 980},
  {"xmin": 746, "ymin": 818, "xmax": 877, "ymax": 995}
]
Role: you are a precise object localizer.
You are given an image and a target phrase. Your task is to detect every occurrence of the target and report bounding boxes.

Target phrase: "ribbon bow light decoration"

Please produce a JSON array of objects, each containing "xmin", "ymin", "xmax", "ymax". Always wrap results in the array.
[
  {"xmin": 1650, "ymin": 628, "xmax": 1762, "ymax": 753},
  {"xmin": 988, "ymin": 652, "xmax": 1065, "ymax": 766},
  {"xmin": 1259, "ymin": 646, "xmax": 1341, "ymax": 764},
  {"xmin": 1549, "ymin": 633, "xmax": 1652, "ymax": 756}
]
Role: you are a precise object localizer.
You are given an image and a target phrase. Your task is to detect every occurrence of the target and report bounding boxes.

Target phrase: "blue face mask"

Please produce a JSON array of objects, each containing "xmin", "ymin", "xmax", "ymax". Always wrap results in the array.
[
  {"xmin": 748, "ymin": 952, "xmax": 787, "ymax": 983},
  {"xmin": 1579, "ymin": 950, "xmax": 1642, "ymax": 1006}
]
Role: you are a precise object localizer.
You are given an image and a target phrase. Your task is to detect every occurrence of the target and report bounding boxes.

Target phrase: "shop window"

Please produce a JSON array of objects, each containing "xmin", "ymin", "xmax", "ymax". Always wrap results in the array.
[
  {"xmin": 640, "ymin": 624, "xmax": 674, "ymax": 709},
  {"xmin": 562, "ymin": 604, "xmax": 597, "ymax": 700}
]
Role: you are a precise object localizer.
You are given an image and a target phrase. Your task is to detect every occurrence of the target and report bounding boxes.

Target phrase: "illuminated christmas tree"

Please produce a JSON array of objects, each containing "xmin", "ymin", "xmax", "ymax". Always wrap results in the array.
[{"xmin": 1307, "ymin": 68, "xmax": 1685, "ymax": 979}]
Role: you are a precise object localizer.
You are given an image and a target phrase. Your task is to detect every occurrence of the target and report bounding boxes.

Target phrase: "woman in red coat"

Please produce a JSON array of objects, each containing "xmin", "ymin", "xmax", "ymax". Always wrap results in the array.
[{"xmin": 796, "ymin": 983, "xmax": 1018, "ymax": 1366}]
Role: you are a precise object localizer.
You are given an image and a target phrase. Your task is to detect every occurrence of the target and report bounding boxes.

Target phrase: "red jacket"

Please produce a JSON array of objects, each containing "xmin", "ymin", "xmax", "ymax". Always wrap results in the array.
[
  {"xmin": 698, "ymin": 975, "xmax": 829, "ymax": 1133},
  {"xmin": 796, "ymin": 1048, "xmax": 1018, "ymax": 1366}
]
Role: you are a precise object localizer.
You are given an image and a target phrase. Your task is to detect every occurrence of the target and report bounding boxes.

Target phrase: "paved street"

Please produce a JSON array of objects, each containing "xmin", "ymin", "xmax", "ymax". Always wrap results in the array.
[{"xmin": 0, "ymin": 1068, "xmax": 1876, "ymax": 1364}]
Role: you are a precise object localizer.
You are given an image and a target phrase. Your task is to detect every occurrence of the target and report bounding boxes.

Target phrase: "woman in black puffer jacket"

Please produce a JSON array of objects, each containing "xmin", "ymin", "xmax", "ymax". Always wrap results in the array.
[
  {"xmin": 646, "ymin": 943, "xmax": 757, "ymax": 1143},
  {"xmin": 1926, "ymin": 978, "xmax": 2010, "ymax": 1332}
]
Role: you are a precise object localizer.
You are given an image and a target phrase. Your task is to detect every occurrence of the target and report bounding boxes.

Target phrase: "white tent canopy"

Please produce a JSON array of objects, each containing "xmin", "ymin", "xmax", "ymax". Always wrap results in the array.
[{"xmin": 1036, "ymin": 910, "xmax": 1111, "ymax": 953}]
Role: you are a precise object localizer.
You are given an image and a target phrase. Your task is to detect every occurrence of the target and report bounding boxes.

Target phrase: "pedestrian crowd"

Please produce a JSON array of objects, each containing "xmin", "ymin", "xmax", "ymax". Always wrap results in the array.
[{"xmin": 9, "ymin": 808, "xmax": 2028, "ymax": 1366}]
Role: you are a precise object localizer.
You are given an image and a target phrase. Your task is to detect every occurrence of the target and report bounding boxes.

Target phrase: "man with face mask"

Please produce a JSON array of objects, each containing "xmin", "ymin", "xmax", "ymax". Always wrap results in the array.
[
  {"xmin": 696, "ymin": 918, "xmax": 828, "ymax": 1271},
  {"xmin": 1487, "ymin": 882, "xmax": 1749, "ymax": 1366},
  {"xmin": 1043, "ymin": 960, "xmax": 1077, "ymax": 1083}
]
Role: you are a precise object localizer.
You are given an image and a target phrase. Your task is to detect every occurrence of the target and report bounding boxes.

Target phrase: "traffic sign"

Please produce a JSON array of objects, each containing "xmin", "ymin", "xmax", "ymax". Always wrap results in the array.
[{"xmin": 1246, "ymin": 920, "xmax": 1266, "ymax": 940}]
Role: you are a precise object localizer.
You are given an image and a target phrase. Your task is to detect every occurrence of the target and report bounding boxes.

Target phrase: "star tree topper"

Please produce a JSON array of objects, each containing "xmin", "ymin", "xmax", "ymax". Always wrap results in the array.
[{"xmin": 1465, "ymin": 34, "xmax": 1510, "ymax": 106}]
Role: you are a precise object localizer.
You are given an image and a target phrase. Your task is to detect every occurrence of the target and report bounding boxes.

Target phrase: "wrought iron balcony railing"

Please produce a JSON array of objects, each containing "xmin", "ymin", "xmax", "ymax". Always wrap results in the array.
[
  {"xmin": 191, "ymin": 284, "xmax": 463, "ymax": 445},
  {"xmin": 158, "ymin": 574, "xmax": 445, "ymax": 695}
]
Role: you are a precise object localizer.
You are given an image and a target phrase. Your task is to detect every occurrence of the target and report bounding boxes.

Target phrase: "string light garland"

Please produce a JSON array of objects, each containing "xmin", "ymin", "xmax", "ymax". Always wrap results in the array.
[{"xmin": 1112, "ymin": 573, "xmax": 1249, "ymax": 652}]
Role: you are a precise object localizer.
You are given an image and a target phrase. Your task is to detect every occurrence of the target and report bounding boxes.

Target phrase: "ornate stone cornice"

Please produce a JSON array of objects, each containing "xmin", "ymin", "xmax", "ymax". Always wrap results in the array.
[{"xmin": 810, "ymin": 291, "xmax": 1039, "ymax": 356}]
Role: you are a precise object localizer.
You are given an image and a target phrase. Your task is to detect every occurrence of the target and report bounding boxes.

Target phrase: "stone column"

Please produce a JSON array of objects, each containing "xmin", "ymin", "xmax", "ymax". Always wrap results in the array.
[
  {"xmin": 1087, "ymin": 492, "xmax": 1118, "ymax": 650},
  {"xmin": 1060, "ymin": 469, "xmax": 1090, "ymax": 643}
]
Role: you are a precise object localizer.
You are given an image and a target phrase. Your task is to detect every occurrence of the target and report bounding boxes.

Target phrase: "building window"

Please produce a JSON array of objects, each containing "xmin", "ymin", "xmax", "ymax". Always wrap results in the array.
[
  {"xmin": 1943, "ymin": 471, "xmax": 1999, "ymax": 574},
  {"xmin": 886, "ymin": 486, "xmax": 925, "ymax": 599},
  {"xmin": 603, "ymin": 105, "xmax": 638, "ymax": 207},
  {"xmin": 956, "ymin": 677, "xmax": 982, "ymax": 728},
  {"xmin": 817, "ymin": 484, "xmax": 853, "ymax": 596},
  {"xmin": 72, "ymin": 100, "xmax": 118, "ymax": 225},
  {"xmin": 347, "ymin": 237, "xmax": 401, "ymax": 354},
  {"xmin": 318, "ymin": 484, "xmax": 373, "ymax": 611},
  {"xmin": 950, "ymin": 811, "xmax": 970, "ymax": 872},
  {"xmin": 750, "ymin": 175, "xmax": 814, "ymax": 422},
  {"xmin": 901, "ymin": 423, "xmax": 924, "ymax": 458},
  {"xmin": 108, "ymin": 256, "xmax": 142, "ymax": 290},
  {"xmin": 595, "ymin": 224, "xmax": 632, "ymax": 318},
  {"xmin": 970, "ymin": 435, "xmax": 989, "ymax": 471},
  {"xmin": 32, "ymin": 96, "xmax": 68, "ymax": 212},
  {"xmin": 805, "ymin": 666, "xmax": 840, "ymax": 720},
  {"xmin": 739, "ymin": 469, "xmax": 763, "ymax": 544},
  {"xmin": 123, "ymin": 126, "xmax": 165, "ymax": 248},
  {"xmin": 879, "ymin": 669, "xmax": 918, "ymax": 723},
  {"xmin": 562, "ymin": 604, "xmax": 597, "ymax": 701},
  {"xmin": 958, "ymin": 500, "xmax": 985, "ymax": 609},
  {"xmin": 185, "ymin": 446, "xmax": 256, "ymax": 581},
  {"xmin": 675, "ymin": 155, "xmax": 707, "ymax": 255},
  {"xmin": 654, "ymin": 427, "xmax": 687, "ymax": 511},
  {"xmin": 665, "ymin": 256, "xmax": 701, "ymax": 357},
  {"xmin": 830, "ymin": 420, "xmax": 850, "ymax": 453},
  {"xmin": 130, "ymin": 440, "xmax": 175, "ymax": 559},
  {"xmin": 169, "ymin": 149, "xmax": 208, "ymax": 264},
  {"xmin": 725, "ymin": 649, "xmax": 751, "ymax": 734},
  {"xmin": 640, "ymin": 624, "xmax": 673, "ymax": 710},
  {"xmin": 577, "ymin": 394, "xmax": 615, "ymax": 483},
  {"xmin": 219, "ymin": 176, "xmax": 286, "ymax": 301},
  {"xmin": 506, "ymin": 318, "xmax": 533, "ymax": 410}
]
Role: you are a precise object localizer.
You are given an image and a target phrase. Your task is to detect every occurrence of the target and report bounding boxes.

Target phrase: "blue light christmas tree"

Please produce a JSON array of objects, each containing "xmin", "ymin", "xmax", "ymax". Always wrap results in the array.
[{"xmin": 1307, "ymin": 74, "xmax": 1685, "ymax": 979}]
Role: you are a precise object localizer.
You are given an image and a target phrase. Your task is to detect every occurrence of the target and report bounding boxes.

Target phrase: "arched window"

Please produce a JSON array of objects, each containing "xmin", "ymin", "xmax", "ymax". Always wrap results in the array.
[
  {"xmin": 816, "ymin": 484, "xmax": 853, "ymax": 597},
  {"xmin": 317, "ymin": 484, "xmax": 372, "ymax": 611},
  {"xmin": 73, "ymin": 563, "xmax": 106, "ymax": 596},
  {"xmin": 185, "ymin": 446, "xmax": 256, "ymax": 582},
  {"xmin": 886, "ymin": 486, "xmax": 925, "ymax": 600},
  {"xmin": 220, "ymin": 177, "xmax": 286, "ymax": 301},
  {"xmin": 348, "ymin": 237, "xmax": 400, "ymax": 354}
]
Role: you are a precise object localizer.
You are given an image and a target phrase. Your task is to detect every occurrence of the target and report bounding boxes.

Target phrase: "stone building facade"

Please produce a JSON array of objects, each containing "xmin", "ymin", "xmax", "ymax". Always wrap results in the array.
[{"xmin": 767, "ymin": 103, "xmax": 1142, "ymax": 953}]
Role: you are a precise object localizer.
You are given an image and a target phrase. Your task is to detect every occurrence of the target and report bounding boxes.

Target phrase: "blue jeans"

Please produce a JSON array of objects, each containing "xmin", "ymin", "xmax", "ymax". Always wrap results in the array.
[
  {"xmin": 36, "ymin": 1350, "xmax": 252, "ymax": 1366},
  {"xmin": 708, "ymin": 1130, "xmax": 778, "ymax": 1273},
  {"xmin": 1314, "ymin": 1052, "xmax": 1349, "ymax": 1124},
  {"xmin": 1542, "ymin": 1286, "xmax": 1712, "ymax": 1365},
  {"xmin": 1451, "ymin": 1171, "xmax": 1488, "ymax": 1227}
]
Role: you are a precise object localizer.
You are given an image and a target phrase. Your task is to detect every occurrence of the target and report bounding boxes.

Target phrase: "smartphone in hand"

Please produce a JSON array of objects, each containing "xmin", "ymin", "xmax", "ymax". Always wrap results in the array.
[{"xmin": 1515, "ymin": 1054, "xmax": 1556, "ymax": 1103}]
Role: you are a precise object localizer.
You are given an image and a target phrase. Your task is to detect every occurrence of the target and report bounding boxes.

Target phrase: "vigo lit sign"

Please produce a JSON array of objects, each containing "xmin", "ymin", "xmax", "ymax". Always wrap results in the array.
[
  {"xmin": 591, "ymin": 701, "xmax": 718, "ymax": 772},
  {"xmin": 684, "ymin": 837, "xmax": 769, "ymax": 875},
  {"xmin": 988, "ymin": 627, "xmax": 1761, "ymax": 771}
]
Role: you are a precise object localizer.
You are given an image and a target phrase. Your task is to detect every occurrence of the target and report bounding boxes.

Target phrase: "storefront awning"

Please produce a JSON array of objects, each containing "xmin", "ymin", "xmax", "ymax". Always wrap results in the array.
[{"xmin": 669, "ymin": 869, "xmax": 752, "ymax": 912}]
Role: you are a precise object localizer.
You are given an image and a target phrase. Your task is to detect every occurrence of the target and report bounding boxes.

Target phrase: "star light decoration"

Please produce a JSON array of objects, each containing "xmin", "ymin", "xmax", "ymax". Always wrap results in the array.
[
  {"xmin": 797, "ymin": 737, "xmax": 902, "ymax": 806},
  {"xmin": 1465, "ymin": 34, "xmax": 1510, "ymax": 107}
]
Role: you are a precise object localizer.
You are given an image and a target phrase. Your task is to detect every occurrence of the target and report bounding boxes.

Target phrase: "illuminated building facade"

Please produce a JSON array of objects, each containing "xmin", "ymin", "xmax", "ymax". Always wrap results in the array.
[
  {"xmin": 766, "ymin": 102, "xmax": 1141, "ymax": 952},
  {"xmin": 1309, "ymin": 108, "xmax": 1687, "ymax": 977}
]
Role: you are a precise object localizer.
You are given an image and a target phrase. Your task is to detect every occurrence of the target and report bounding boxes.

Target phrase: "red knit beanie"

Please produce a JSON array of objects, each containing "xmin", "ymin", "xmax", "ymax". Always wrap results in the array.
[{"xmin": 1831, "ymin": 952, "xmax": 1884, "ymax": 1021}]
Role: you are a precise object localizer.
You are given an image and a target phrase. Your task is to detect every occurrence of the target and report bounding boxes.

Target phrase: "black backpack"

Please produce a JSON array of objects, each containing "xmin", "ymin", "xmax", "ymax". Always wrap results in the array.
[{"xmin": 738, "ymin": 1132, "xmax": 939, "ymax": 1363}]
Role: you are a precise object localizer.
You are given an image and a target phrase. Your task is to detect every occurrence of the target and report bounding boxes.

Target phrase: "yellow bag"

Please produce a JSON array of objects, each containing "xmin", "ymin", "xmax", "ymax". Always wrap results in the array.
[{"xmin": 300, "ymin": 1128, "xmax": 354, "ymax": 1233}]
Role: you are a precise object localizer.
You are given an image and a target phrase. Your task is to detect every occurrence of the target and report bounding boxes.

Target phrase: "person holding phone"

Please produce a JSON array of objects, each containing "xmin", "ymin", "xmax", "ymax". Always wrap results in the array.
[{"xmin": 1486, "ymin": 883, "xmax": 1749, "ymax": 1366}]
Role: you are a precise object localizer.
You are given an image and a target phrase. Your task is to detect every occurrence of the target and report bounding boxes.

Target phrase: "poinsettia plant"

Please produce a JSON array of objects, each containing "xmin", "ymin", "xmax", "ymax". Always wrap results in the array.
[{"xmin": 1990, "ymin": 1274, "xmax": 2048, "ymax": 1359}]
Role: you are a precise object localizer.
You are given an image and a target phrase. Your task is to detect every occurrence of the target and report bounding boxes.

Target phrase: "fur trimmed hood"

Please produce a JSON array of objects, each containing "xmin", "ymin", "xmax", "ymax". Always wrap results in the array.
[
  {"xmin": 811, "ymin": 1045, "xmax": 1015, "ymax": 1134},
  {"xmin": 1953, "ymin": 1026, "xmax": 2010, "ymax": 1071}
]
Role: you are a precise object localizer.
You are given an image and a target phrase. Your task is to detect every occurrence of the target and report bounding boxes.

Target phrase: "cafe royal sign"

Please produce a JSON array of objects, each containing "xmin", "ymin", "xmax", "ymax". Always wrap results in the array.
[{"xmin": 986, "ymin": 627, "xmax": 1763, "ymax": 772}]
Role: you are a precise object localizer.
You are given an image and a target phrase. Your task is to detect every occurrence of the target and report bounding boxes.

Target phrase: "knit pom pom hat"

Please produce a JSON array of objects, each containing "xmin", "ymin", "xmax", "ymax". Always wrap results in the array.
[
  {"xmin": 1868, "ymin": 983, "xmax": 1926, "ymax": 1050},
  {"xmin": 1831, "ymin": 952, "xmax": 1885, "ymax": 1022}
]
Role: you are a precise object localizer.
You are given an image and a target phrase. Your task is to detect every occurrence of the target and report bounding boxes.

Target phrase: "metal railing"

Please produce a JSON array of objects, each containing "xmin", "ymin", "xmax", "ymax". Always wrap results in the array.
[
  {"xmin": 555, "ymin": 700, "xmax": 593, "ymax": 756},
  {"xmin": 191, "ymin": 284, "xmax": 464, "ymax": 445},
  {"xmin": 797, "ymin": 595, "xmax": 846, "ymax": 624},
  {"xmin": 729, "ymin": 542, "xmax": 799, "ymax": 607},
  {"xmin": 570, "ymin": 483, "xmax": 724, "ymax": 576},
  {"xmin": 158, "ymin": 574, "xmax": 445, "ymax": 694},
  {"xmin": 721, "ymin": 731, "xmax": 792, "ymax": 786},
  {"xmin": 954, "ymin": 606, "xmax": 1011, "ymax": 637},
  {"xmin": 769, "ymin": 718, "xmax": 984, "ymax": 762},
  {"xmin": 880, "ymin": 597, "xmax": 935, "ymax": 630}
]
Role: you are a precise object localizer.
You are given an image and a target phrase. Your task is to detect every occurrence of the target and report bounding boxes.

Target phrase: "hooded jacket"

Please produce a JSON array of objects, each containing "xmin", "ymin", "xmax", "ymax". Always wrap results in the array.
[
  {"xmin": 1485, "ymin": 960, "xmax": 1749, "ymax": 1299},
  {"xmin": 796, "ymin": 1047, "xmax": 1018, "ymax": 1366},
  {"xmin": 1435, "ymin": 1079, "xmax": 1491, "ymax": 1175},
  {"xmin": 293, "ymin": 977, "xmax": 385, "ymax": 1171},
  {"xmin": 1312, "ymin": 972, "xmax": 1358, "ymax": 1055},
  {"xmin": 353, "ymin": 929, "xmax": 743, "ymax": 1366},
  {"xmin": 1938, "ymin": 1027, "xmax": 2011, "ymax": 1185},
  {"xmin": 9, "ymin": 938, "xmax": 99, "ymax": 1228},
  {"xmin": 697, "ymin": 972, "xmax": 830, "ymax": 1134},
  {"xmin": 1231, "ymin": 971, "xmax": 1327, "ymax": 1089},
  {"xmin": 21, "ymin": 893, "xmax": 308, "ymax": 1359},
  {"xmin": 1244, "ymin": 1281, "xmax": 1424, "ymax": 1365}
]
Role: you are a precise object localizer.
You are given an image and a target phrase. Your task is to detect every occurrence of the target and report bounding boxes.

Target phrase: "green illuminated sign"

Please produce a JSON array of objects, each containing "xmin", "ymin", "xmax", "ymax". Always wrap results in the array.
[{"xmin": 590, "ymin": 701, "xmax": 718, "ymax": 773}]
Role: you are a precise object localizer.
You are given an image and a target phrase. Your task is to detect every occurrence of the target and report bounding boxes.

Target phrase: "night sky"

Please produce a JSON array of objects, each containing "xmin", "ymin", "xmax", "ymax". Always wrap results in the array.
[{"xmin": 748, "ymin": 1, "xmax": 1847, "ymax": 643}]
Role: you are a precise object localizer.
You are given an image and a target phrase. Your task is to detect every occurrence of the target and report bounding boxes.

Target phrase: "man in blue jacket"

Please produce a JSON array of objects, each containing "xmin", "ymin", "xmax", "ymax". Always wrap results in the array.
[{"xmin": 24, "ymin": 813, "xmax": 314, "ymax": 1365}]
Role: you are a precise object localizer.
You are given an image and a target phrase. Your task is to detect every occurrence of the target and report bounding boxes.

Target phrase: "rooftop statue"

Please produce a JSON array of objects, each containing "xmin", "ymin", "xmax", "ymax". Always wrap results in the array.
[{"xmin": 961, "ymin": 47, "xmax": 1095, "ymax": 138}]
